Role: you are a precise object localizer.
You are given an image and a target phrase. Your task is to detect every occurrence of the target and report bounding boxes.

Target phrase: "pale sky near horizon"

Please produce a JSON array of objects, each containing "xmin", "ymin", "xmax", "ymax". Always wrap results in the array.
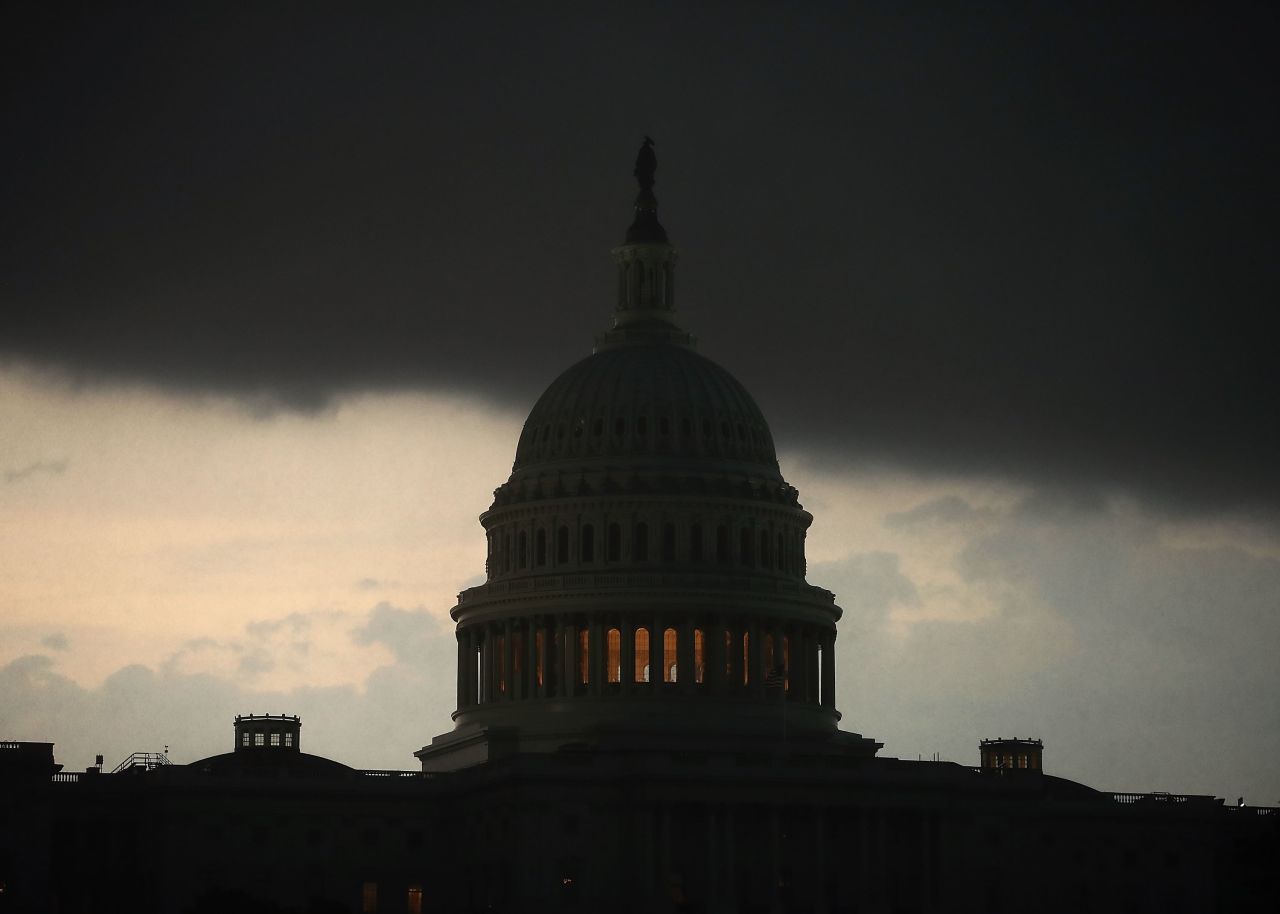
[{"xmin": 4, "ymin": 362, "xmax": 1278, "ymax": 805}]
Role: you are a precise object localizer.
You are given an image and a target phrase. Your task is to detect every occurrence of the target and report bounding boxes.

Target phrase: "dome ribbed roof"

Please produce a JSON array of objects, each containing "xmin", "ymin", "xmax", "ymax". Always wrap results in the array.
[{"xmin": 512, "ymin": 342, "xmax": 779, "ymax": 472}]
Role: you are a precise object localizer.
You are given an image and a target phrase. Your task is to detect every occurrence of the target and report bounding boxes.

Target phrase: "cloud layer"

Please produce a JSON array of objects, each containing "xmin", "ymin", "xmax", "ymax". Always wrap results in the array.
[{"xmin": 3, "ymin": 5, "xmax": 1278, "ymax": 514}]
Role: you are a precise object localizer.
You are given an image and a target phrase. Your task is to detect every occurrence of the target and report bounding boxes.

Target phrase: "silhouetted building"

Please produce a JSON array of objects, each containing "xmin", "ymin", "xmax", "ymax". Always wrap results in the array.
[{"xmin": 2, "ymin": 146, "xmax": 1275, "ymax": 913}]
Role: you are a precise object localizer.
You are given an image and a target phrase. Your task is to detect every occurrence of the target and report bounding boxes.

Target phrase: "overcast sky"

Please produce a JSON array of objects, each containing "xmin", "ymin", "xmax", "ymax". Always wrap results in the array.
[{"xmin": 3, "ymin": 4, "xmax": 1278, "ymax": 803}]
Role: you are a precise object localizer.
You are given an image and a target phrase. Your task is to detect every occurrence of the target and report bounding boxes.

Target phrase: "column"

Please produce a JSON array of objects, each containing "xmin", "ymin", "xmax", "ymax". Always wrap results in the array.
[
  {"xmin": 551, "ymin": 615, "xmax": 564, "ymax": 698},
  {"xmin": 563, "ymin": 614, "xmax": 578, "ymax": 696},
  {"xmin": 621, "ymin": 620, "xmax": 634, "ymax": 695},
  {"xmin": 456, "ymin": 631, "xmax": 466, "ymax": 708},
  {"xmin": 502, "ymin": 619, "xmax": 514, "ymax": 701},
  {"xmin": 528, "ymin": 617, "xmax": 541, "ymax": 699},
  {"xmin": 678, "ymin": 616, "xmax": 695, "ymax": 692},
  {"xmin": 821, "ymin": 629, "xmax": 837, "ymax": 711},
  {"xmin": 589, "ymin": 619, "xmax": 604, "ymax": 697},
  {"xmin": 749, "ymin": 617, "xmax": 764, "ymax": 698},
  {"xmin": 650, "ymin": 612, "xmax": 663, "ymax": 690},
  {"xmin": 709, "ymin": 616, "xmax": 726, "ymax": 695}
]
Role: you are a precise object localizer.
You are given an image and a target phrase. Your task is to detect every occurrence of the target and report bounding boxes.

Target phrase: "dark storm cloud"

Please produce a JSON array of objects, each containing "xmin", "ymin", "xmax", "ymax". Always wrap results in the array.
[{"xmin": 3, "ymin": 5, "xmax": 1277, "ymax": 512}]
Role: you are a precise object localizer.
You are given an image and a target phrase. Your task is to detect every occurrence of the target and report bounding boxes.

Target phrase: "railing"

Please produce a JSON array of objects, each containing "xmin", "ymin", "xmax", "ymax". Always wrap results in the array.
[
  {"xmin": 459, "ymin": 571, "xmax": 836, "ymax": 605},
  {"xmin": 358, "ymin": 769, "xmax": 431, "ymax": 779},
  {"xmin": 51, "ymin": 772, "xmax": 83, "ymax": 783},
  {"xmin": 1111, "ymin": 792, "xmax": 1219, "ymax": 806},
  {"xmin": 110, "ymin": 751, "xmax": 171, "ymax": 774}
]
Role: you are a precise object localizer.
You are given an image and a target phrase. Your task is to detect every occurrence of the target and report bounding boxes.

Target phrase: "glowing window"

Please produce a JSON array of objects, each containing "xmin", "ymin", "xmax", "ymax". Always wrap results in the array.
[
  {"xmin": 270, "ymin": 732, "xmax": 281, "ymax": 747},
  {"xmin": 407, "ymin": 885, "xmax": 423, "ymax": 914},
  {"xmin": 663, "ymin": 627, "xmax": 678, "ymax": 682},
  {"xmin": 254, "ymin": 733, "xmax": 265, "ymax": 747},
  {"xmin": 535, "ymin": 630, "xmax": 545, "ymax": 687},
  {"xmin": 742, "ymin": 633, "xmax": 750, "ymax": 685},
  {"xmin": 635, "ymin": 627, "xmax": 650, "ymax": 682},
  {"xmin": 241, "ymin": 732, "xmax": 250, "ymax": 747},
  {"xmin": 607, "ymin": 628, "xmax": 621, "ymax": 683},
  {"xmin": 694, "ymin": 629, "xmax": 705, "ymax": 684},
  {"xmin": 579, "ymin": 628, "xmax": 589, "ymax": 685},
  {"xmin": 284, "ymin": 733, "xmax": 293, "ymax": 748}
]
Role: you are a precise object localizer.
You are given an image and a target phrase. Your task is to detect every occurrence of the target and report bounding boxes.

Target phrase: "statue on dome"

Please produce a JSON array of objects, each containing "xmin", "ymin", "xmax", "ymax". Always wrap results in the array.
[{"xmin": 634, "ymin": 136, "xmax": 657, "ymax": 192}]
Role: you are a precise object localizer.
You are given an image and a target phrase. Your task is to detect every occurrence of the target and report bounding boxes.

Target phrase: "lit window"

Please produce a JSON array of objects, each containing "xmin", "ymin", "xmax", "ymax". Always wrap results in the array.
[
  {"xmin": 694, "ymin": 629, "xmax": 705, "ymax": 684},
  {"xmin": 407, "ymin": 885, "xmax": 423, "ymax": 914},
  {"xmin": 743, "ymin": 632, "xmax": 750, "ymax": 685},
  {"xmin": 607, "ymin": 628, "xmax": 621, "ymax": 683},
  {"xmin": 579, "ymin": 629, "xmax": 589, "ymax": 685},
  {"xmin": 536, "ymin": 630, "xmax": 545, "ymax": 687},
  {"xmin": 635, "ymin": 627, "xmax": 650, "ymax": 682},
  {"xmin": 362, "ymin": 881, "xmax": 377, "ymax": 914},
  {"xmin": 241, "ymin": 732, "xmax": 250, "ymax": 747},
  {"xmin": 284, "ymin": 733, "xmax": 293, "ymax": 748},
  {"xmin": 663, "ymin": 628, "xmax": 678, "ymax": 682},
  {"xmin": 270, "ymin": 733, "xmax": 281, "ymax": 747},
  {"xmin": 254, "ymin": 733, "xmax": 265, "ymax": 747}
]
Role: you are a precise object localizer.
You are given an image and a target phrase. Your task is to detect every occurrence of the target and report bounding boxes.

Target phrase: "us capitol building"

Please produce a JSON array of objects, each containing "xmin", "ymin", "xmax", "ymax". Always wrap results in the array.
[{"xmin": 1, "ymin": 144, "xmax": 1274, "ymax": 914}]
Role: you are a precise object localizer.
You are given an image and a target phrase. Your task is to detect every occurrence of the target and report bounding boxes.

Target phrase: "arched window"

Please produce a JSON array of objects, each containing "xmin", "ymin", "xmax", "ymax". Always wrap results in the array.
[
  {"xmin": 607, "ymin": 628, "xmax": 621, "ymax": 683},
  {"xmin": 777, "ymin": 531, "xmax": 786, "ymax": 571},
  {"xmin": 634, "ymin": 627, "xmax": 650, "ymax": 682},
  {"xmin": 607, "ymin": 524, "xmax": 621, "ymax": 562},
  {"xmin": 663, "ymin": 627, "xmax": 678, "ymax": 683},
  {"xmin": 740, "ymin": 528, "xmax": 753, "ymax": 566},
  {"xmin": 581, "ymin": 524, "xmax": 595, "ymax": 563},
  {"xmin": 557, "ymin": 526, "xmax": 570, "ymax": 564},
  {"xmin": 633, "ymin": 522, "xmax": 649, "ymax": 561},
  {"xmin": 504, "ymin": 534, "xmax": 512, "ymax": 572},
  {"xmin": 760, "ymin": 530, "xmax": 771, "ymax": 568},
  {"xmin": 518, "ymin": 531, "xmax": 528, "ymax": 568},
  {"xmin": 535, "ymin": 530, "xmax": 547, "ymax": 566},
  {"xmin": 661, "ymin": 523, "xmax": 676, "ymax": 562},
  {"xmin": 716, "ymin": 525, "xmax": 730, "ymax": 564},
  {"xmin": 690, "ymin": 523, "xmax": 704, "ymax": 561},
  {"xmin": 694, "ymin": 629, "xmax": 705, "ymax": 684}
]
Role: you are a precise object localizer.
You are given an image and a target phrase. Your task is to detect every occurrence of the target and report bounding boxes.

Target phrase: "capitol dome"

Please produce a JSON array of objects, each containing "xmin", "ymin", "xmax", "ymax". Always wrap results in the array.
[
  {"xmin": 512, "ymin": 342, "xmax": 780, "ymax": 474},
  {"xmin": 417, "ymin": 142, "xmax": 880, "ymax": 770}
]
